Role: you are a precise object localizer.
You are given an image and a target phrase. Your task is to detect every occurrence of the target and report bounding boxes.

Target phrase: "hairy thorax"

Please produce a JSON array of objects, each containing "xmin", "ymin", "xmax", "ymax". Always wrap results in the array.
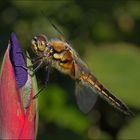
[{"xmin": 49, "ymin": 40, "xmax": 75, "ymax": 77}]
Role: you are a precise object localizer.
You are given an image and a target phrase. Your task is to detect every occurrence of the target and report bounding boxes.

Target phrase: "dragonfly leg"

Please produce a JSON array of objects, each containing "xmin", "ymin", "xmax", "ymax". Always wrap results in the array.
[
  {"xmin": 26, "ymin": 55, "xmax": 44, "ymax": 62},
  {"xmin": 45, "ymin": 64, "xmax": 51, "ymax": 84},
  {"xmin": 32, "ymin": 64, "xmax": 51, "ymax": 100},
  {"xmin": 25, "ymin": 65, "xmax": 51, "ymax": 109},
  {"xmin": 16, "ymin": 51, "xmax": 44, "ymax": 62},
  {"xmin": 31, "ymin": 60, "xmax": 43, "ymax": 76},
  {"xmin": 25, "ymin": 86, "xmax": 46, "ymax": 109},
  {"xmin": 32, "ymin": 86, "xmax": 46, "ymax": 99},
  {"xmin": 26, "ymin": 60, "xmax": 43, "ymax": 76},
  {"xmin": 13, "ymin": 59, "xmax": 43, "ymax": 77},
  {"xmin": 14, "ymin": 64, "xmax": 28, "ymax": 70},
  {"xmin": 14, "ymin": 64, "xmax": 34, "ymax": 76}
]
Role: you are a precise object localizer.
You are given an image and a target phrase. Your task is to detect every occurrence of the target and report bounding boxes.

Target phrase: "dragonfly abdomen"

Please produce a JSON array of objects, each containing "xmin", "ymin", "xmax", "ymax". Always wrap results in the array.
[{"xmin": 80, "ymin": 72, "xmax": 134, "ymax": 116}]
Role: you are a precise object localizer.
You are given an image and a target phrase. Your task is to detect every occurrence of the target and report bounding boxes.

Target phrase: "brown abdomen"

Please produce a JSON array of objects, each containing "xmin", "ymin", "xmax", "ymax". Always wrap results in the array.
[{"xmin": 80, "ymin": 72, "xmax": 133, "ymax": 116}]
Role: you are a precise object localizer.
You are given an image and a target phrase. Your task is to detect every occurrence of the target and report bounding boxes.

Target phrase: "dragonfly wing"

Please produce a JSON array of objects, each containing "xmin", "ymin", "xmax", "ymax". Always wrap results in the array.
[{"xmin": 75, "ymin": 80, "xmax": 98, "ymax": 114}]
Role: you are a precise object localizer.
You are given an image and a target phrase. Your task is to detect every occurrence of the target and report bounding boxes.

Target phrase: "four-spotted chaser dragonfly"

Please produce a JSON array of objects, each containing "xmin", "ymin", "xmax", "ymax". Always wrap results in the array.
[{"xmin": 31, "ymin": 35, "xmax": 134, "ymax": 116}]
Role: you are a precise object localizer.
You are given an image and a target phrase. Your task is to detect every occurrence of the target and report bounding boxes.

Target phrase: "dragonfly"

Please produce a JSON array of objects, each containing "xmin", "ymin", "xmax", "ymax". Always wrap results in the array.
[{"xmin": 31, "ymin": 34, "xmax": 134, "ymax": 116}]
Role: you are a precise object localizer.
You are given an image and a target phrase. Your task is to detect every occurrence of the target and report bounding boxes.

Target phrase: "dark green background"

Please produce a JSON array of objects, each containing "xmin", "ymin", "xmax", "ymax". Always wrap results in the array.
[{"xmin": 0, "ymin": 1, "xmax": 140, "ymax": 139}]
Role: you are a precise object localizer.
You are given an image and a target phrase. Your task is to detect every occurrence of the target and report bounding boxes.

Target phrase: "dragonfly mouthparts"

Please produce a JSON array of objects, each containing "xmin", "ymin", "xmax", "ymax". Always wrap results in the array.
[{"xmin": 33, "ymin": 36, "xmax": 37, "ymax": 41}]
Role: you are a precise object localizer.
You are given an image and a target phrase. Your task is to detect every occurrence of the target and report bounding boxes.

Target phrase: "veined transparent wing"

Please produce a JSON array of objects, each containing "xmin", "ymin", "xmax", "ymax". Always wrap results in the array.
[
  {"xmin": 75, "ymin": 80, "xmax": 98, "ymax": 113},
  {"xmin": 73, "ymin": 53, "xmax": 134, "ymax": 116}
]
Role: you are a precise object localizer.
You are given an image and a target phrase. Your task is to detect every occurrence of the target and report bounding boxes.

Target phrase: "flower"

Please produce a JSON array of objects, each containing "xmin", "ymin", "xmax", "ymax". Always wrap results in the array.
[{"xmin": 0, "ymin": 33, "xmax": 38, "ymax": 139}]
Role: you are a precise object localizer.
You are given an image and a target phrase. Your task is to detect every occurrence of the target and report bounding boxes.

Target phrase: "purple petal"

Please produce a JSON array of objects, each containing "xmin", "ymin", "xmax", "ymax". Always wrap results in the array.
[{"xmin": 9, "ymin": 32, "xmax": 28, "ymax": 88}]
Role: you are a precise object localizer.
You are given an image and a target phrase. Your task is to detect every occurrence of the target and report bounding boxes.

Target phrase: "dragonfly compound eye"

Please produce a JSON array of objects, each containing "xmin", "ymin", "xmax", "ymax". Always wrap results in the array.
[{"xmin": 31, "ymin": 35, "xmax": 48, "ymax": 54}]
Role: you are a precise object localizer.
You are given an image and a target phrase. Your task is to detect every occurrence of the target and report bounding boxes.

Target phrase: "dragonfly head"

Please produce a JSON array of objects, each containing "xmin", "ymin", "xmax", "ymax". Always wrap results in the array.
[{"xmin": 31, "ymin": 35, "xmax": 50, "ymax": 56}]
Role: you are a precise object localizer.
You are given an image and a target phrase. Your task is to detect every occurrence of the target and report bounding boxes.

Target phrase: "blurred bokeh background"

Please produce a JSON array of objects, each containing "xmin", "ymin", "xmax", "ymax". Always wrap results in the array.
[{"xmin": 0, "ymin": 0, "xmax": 140, "ymax": 139}]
